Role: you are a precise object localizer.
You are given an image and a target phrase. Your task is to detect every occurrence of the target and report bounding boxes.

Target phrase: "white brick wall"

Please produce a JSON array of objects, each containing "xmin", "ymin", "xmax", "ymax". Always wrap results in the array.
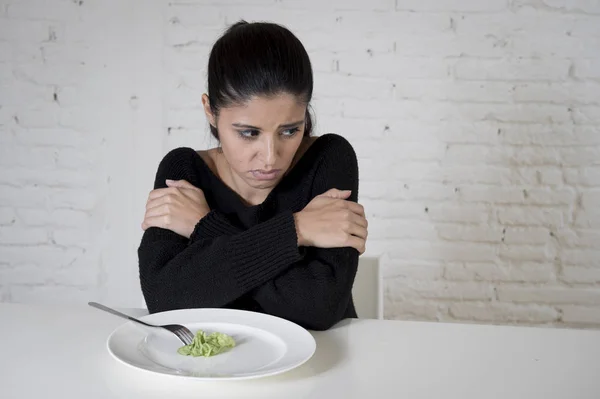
[{"xmin": 1, "ymin": 0, "xmax": 599, "ymax": 329}]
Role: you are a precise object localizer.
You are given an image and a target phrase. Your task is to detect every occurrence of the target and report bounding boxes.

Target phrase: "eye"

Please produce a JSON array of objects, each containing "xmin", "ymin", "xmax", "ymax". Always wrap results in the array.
[
  {"xmin": 281, "ymin": 127, "xmax": 300, "ymax": 137},
  {"xmin": 238, "ymin": 129, "xmax": 260, "ymax": 140}
]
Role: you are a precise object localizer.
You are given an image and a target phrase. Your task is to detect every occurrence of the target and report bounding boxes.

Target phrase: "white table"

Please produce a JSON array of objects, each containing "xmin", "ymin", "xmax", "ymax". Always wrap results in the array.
[{"xmin": 1, "ymin": 302, "xmax": 599, "ymax": 399}]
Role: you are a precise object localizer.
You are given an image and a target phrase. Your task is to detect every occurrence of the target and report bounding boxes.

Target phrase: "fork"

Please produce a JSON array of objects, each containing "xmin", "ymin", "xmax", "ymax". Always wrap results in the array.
[{"xmin": 88, "ymin": 302, "xmax": 194, "ymax": 345}]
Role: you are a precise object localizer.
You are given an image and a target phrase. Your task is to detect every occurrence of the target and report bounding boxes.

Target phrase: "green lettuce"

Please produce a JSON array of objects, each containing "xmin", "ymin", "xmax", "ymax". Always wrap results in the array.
[{"xmin": 177, "ymin": 330, "xmax": 236, "ymax": 357}]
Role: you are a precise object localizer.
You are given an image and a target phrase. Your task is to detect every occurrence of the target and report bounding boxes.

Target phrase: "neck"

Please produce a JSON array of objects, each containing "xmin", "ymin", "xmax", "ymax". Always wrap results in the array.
[{"xmin": 215, "ymin": 152, "xmax": 271, "ymax": 206}]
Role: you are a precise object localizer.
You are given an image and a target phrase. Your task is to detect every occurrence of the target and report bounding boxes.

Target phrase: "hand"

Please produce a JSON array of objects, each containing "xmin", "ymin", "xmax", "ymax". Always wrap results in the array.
[
  {"xmin": 142, "ymin": 179, "xmax": 210, "ymax": 238},
  {"xmin": 294, "ymin": 188, "xmax": 368, "ymax": 254}
]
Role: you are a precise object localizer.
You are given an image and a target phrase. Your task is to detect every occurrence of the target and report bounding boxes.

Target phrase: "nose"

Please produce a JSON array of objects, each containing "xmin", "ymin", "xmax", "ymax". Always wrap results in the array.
[{"xmin": 262, "ymin": 137, "xmax": 277, "ymax": 167}]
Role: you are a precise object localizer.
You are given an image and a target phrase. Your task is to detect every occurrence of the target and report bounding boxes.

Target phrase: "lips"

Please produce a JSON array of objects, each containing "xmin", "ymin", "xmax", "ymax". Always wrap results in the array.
[{"xmin": 250, "ymin": 169, "xmax": 281, "ymax": 181}]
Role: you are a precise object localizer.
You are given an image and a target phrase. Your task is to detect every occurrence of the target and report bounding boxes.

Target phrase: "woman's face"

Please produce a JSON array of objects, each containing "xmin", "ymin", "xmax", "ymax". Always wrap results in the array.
[{"xmin": 202, "ymin": 92, "xmax": 306, "ymax": 192}]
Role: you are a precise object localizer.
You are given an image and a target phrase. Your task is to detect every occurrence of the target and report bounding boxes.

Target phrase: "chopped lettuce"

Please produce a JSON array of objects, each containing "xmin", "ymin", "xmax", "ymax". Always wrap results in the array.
[{"xmin": 177, "ymin": 330, "xmax": 236, "ymax": 357}]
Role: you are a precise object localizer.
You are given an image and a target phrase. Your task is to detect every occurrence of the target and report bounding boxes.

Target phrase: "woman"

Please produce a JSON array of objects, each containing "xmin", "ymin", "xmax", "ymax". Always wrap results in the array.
[{"xmin": 138, "ymin": 20, "xmax": 368, "ymax": 331}]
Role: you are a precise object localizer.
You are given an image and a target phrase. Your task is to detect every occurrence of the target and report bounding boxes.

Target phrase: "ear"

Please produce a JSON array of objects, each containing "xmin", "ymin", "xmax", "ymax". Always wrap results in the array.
[{"xmin": 201, "ymin": 94, "xmax": 216, "ymax": 128}]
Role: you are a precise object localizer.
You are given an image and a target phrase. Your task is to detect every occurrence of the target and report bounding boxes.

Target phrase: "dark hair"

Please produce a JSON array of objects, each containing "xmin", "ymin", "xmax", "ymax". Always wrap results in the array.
[{"xmin": 207, "ymin": 20, "xmax": 314, "ymax": 140}]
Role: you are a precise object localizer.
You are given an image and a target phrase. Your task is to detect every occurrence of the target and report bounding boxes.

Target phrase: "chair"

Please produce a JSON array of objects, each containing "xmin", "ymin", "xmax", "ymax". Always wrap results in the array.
[{"xmin": 352, "ymin": 256, "xmax": 383, "ymax": 319}]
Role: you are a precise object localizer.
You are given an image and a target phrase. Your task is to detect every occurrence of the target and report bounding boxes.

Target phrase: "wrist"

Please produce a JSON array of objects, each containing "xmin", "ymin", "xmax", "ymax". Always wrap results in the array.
[{"xmin": 293, "ymin": 212, "xmax": 308, "ymax": 247}]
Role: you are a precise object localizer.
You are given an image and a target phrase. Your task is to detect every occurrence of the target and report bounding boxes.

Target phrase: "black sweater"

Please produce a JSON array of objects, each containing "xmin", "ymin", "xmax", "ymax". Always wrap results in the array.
[{"xmin": 137, "ymin": 133, "xmax": 360, "ymax": 330}]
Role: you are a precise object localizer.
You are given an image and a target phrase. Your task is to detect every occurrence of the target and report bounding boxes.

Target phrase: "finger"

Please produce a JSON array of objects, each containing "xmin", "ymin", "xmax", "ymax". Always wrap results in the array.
[
  {"xmin": 347, "ymin": 222, "xmax": 368, "ymax": 240},
  {"xmin": 345, "ymin": 235, "xmax": 366, "ymax": 254},
  {"xmin": 350, "ymin": 212, "xmax": 369, "ymax": 229},
  {"xmin": 144, "ymin": 204, "xmax": 169, "ymax": 219},
  {"xmin": 146, "ymin": 195, "xmax": 176, "ymax": 211},
  {"xmin": 142, "ymin": 215, "xmax": 171, "ymax": 230},
  {"xmin": 341, "ymin": 201, "xmax": 365, "ymax": 218},
  {"xmin": 320, "ymin": 188, "xmax": 352, "ymax": 199},
  {"xmin": 166, "ymin": 179, "xmax": 196, "ymax": 190},
  {"xmin": 148, "ymin": 187, "xmax": 179, "ymax": 200}
]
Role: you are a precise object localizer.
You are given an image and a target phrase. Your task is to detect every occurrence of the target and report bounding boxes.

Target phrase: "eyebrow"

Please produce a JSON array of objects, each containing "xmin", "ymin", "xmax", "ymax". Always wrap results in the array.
[{"xmin": 231, "ymin": 120, "xmax": 305, "ymax": 130}]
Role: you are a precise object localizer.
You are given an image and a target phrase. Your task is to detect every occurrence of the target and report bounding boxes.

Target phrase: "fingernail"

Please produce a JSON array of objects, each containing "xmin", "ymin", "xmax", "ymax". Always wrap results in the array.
[{"xmin": 165, "ymin": 179, "xmax": 174, "ymax": 184}]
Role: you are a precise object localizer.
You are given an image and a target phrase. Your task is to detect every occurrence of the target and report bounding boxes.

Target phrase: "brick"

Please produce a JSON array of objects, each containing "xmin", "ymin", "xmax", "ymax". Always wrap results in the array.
[
  {"xmin": 14, "ymin": 128, "xmax": 87, "ymax": 147},
  {"xmin": 6, "ymin": 0, "xmax": 80, "ymax": 21},
  {"xmin": 561, "ymin": 306, "xmax": 600, "ymax": 325},
  {"xmin": 0, "ymin": 245, "xmax": 84, "ymax": 268},
  {"xmin": 503, "ymin": 227, "xmax": 551, "ymax": 245},
  {"xmin": 394, "ymin": 33, "xmax": 506, "ymax": 58},
  {"xmin": 16, "ymin": 209, "xmax": 89, "ymax": 228},
  {"xmin": 456, "ymin": 10, "xmax": 580, "ymax": 37},
  {"xmin": 500, "ymin": 125, "xmax": 600, "ymax": 146},
  {"xmin": 301, "ymin": 30, "xmax": 395, "ymax": 53},
  {"xmin": 314, "ymin": 74, "xmax": 394, "ymax": 100},
  {"xmin": 52, "ymin": 228, "xmax": 91, "ymax": 248},
  {"xmin": 384, "ymin": 298, "xmax": 448, "ymax": 321},
  {"xmin": 444, "ymin": 262, "xmax": 556, "ymax": 283},
  {"xmin": 497, "ymin": 286, "xmax": 600, "ymax": 305},
  {"xmin": 338, "ymin": 54, "xmax": 452, "ymax": 79},
  {"xmin": 0, "ymin": 208, "xmax": 16, "ymax": 225},
  {"xmin": 499, "ymin": 244, "xmax": 554, "ymax": 262},
  {"xmin": 516, "ymin": 167, "xmax": 564, "ymax": 186},
  {"xmin": 281, "ymin": 0, "xmax": 396, "ymax": 11},
  {"xmin": 523, "ymin": 188, "xmax": 576, "ymax": 206},
  {"xmin": 387, "ymin": 278, "xmax": 495, "ymax": 301},
  {"xmin": 1, "ymin": 81, "xmax": 55, "ymax": 108},
  {"xmin": 0, "ymin": 263, "xmax": 97, "ymax": 286},
  {"xmin": 560, "ymin": 229, "xmax": 600, "ymax": 248},
  {"xmin": 513, "ymin": 82, "xmax": 600, "ymax": 105},
  {"xmin": 512, "ymin": 33, "xmax": 600, "ymax": 58},
  {"xmin": 165, "ymin": 25, "xmax": 225, "ymax": 47},
  {"xmin": 449, "ymin": 302, "xmax": 559, "ymax": 323},
  {"xmin": 336, "ymin": 10, "xmax": 451, "ymax": 34},
  {"xmin": 537, "ymin": 0, "xmax": 600, "ymax": 14},
  {"xmin": 574, "ymin": 59, "xmax": 600, "ymax": 80},
  {"xmin": 497, "ymin": 207, "xmax": 565, "ymax": 227},
  {"xmin": 562, "ymin": 249, "xmax": 600, "ymax": 267},
  {"xmin": 15, "ymin": 63, "xmax": 82, "ymax": 86},
  {"xmin": 0, "ymin": 19, "xmax": 64, "ymax": 42},
  {"xmin": 395, "ymin": 0, "xmax": 508, "ymax": 12},
  {"xmin": 362, "ymin": 199, "xmax": 427, "ymax": 219},
  {"xmin": 55, "ymin": 148, "xmax": 94, "ymax": 169},
  {"xmin": 574, "ymin": 210, "xmax": 600, "ymax": 228},
  {"xmin": 220, "ymin": 6, "xmax": 333, "ymax": 31},
  {"xmin": 383, "ymin": 260, "xmax": 444, "ymax": 279},
  {"xmin": 428, "ymin": 203, "xmax": 490, "ymax": 224},
  {"xmin": 9, "ymin": 285, "xmax": 95, "ymax": 304},
  {"xmin": 565, "ymin": 167, "xmax": 600, "ymax": 186},
  {"xmin": 367, "ymin": 219, "xmax": 437, "ymax": 241},
  {"xmin": 0, "ymin": 186, "xmax": 46, "ymax": 208},
  {"xmin": 581, "ymin": 190, "xmax": 600, "ymax": 210},
  {"xmin": 0, "ymin": 168, "xmax": 90, "ymax": 188},
  {"xmin": 14, "ymin": 107, "xmax": 60, "ymax": 129},
  {"xmin": 436, "ymin": 225, "xmax": 503, "ymax": 243},
  {"xmin": 48, "ymin": 189, "xmax": 97, "ymax": 211},
  {"xmin": 460, "ymin": 186, "xmax": 526, "ymax": 204},
  {"xmin": 560, "ymin": 267, "xmax": 600, "ymax": 284},
  {"xmin": 0, "ymin": 227, "xmax": 48, "ymax": 245},
  {"xmin": 389, "ymin": 241, "xmax": 496, "ymax": 262},
  {"xmin": 166, "ymin": 4, "xmax": 223, "ymax": 27},
  {"xmin": 454, "ymin": 58, "xmax": 570, "ymax": 81},
  {"xmin": 573, "ymin": 106, "xmax": 600, "ymax": 124},
  {"xmin": 395, "ymin": 80, "xmax": 514, "ymax": 103},
  {"xmin": 0, "ymin": 146, "xmax": 57, "ymax": 167}
]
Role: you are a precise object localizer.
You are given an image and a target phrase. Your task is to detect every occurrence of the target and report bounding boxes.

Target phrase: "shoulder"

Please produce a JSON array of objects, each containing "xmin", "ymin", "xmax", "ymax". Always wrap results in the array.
[
  {"xmin": 310, "ymin": 133, "xmax": 358, "ymax": 171},
  {"xmin": 153, "ymin": 147, "xmax": 205, "ymax": 189},
  {"xmin": 313, "ymin": 133, "xmax": 357, "ymax": 158}
]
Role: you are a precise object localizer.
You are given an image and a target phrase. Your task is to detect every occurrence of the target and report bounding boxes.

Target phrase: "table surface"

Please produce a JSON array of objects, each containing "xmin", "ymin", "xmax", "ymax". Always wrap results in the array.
[{"xmin": 1, "ymin": 302, "xmax": 599, "ymax": 399}]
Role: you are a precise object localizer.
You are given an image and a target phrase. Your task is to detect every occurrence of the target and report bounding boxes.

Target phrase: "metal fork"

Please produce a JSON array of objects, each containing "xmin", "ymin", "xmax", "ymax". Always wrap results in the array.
[{"xmin": 88, "ymin": 302, "xmax": 194, "ymax": 345}]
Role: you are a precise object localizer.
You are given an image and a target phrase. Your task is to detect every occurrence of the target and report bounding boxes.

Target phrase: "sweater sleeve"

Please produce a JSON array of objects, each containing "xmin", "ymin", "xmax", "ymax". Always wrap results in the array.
[
  {"xmin": 249, "ymin": 134, "xmax": 361, "ymax": 331},
  {"xmin": 137, "ymin": 148, "xmax": 304, "ymax": 313}
]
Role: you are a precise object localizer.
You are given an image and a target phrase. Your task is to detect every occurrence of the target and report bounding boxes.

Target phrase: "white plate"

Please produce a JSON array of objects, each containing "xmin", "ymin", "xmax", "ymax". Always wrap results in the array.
[{"xmin": 106, "ymin": 308, "xmax": 316, "ymax": 380}]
